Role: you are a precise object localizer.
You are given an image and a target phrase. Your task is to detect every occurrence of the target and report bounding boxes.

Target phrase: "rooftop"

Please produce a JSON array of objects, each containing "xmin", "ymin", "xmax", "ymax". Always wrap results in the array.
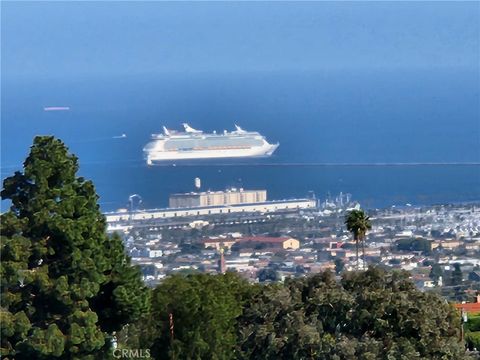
[
  {"xmin": 238, "ymin": 236, "xmax": 294, "ymax": 243},
  {"xmin": 171, "ymin": 188, "xmax": 265, "ymax": 196},
  {"xmin": 454, "ymin": 295, "xmax": 480, "ymax": 314},
  {"xmin": 454, "ymin": 302, "xmax": 480, "ymax": 314}
]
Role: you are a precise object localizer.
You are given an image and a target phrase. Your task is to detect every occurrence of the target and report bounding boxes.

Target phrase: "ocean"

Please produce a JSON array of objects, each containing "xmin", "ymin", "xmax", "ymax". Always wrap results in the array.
[{"xmin": 2, "ymin": 69, "xmax": 479, "ymax": 211}]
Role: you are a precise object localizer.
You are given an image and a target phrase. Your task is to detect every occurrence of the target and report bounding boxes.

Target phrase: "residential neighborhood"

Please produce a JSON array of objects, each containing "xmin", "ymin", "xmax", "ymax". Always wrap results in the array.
[{"xmin": 108, "ymin": 195, "xmax": 480, "ymax": 302}]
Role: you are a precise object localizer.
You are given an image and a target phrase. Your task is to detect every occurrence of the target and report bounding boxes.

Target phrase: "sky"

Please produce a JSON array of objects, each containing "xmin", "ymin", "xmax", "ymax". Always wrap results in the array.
[{"xmin": 2, "ymin": 1, "xmax": 479, "ymax": 79}]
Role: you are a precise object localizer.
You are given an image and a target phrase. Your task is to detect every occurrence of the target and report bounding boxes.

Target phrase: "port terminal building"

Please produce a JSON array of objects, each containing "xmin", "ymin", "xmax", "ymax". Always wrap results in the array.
[
  {"xmin": 105, "ymin": 198, "xmax": 316, "ymax": 223},
  {"xmin": 169, "ymin": 188, "xmax": 267, "ymax": 208}
]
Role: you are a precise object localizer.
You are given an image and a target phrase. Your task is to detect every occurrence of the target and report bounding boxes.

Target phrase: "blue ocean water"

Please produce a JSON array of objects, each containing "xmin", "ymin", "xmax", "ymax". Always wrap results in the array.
[{"xmin": 1, "ymin": 70, "xmax": 479, "ymax": 211}]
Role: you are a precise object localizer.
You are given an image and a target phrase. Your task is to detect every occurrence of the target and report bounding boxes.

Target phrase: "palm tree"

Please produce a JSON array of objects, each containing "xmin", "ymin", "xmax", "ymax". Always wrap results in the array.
[{"xmin": 344, "ymin": 209, "xmax": 372, "ymax": 270}]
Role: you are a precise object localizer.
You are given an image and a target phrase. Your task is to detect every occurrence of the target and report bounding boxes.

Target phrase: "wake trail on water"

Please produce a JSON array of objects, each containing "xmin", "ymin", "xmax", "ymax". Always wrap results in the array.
[
  {"xmin": 144, "ymin": 162, "xmax": 480, "ymax": 167},
  {"xmin": 69, "ymin": 134, "xmax": 127, "ymax": 144},
  {"xmin": 2, "ymin": 160, "xmax": 479, "ymax": 171}
]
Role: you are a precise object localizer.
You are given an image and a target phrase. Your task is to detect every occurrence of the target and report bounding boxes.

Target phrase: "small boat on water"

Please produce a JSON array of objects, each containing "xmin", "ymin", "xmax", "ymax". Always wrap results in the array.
[{"xmin": 44, "ymin": 106, "xmax": 70, "ymax": 111}]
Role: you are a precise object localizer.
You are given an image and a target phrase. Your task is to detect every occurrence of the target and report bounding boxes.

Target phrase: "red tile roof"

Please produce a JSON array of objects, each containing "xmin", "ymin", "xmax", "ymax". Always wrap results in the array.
[
  {"xmin": 238, "ymin": 236, "xmax": 293, "ymax": 243},
  {"xmin": 454, "ymin": 302, "xmax": 480, "ymax": 314}
]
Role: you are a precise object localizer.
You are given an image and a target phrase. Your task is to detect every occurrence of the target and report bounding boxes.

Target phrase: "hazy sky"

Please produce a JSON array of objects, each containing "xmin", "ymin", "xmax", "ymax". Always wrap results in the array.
[{"xmin": 2, "ymin": 1, "xmax": 479, "ymax": 79}]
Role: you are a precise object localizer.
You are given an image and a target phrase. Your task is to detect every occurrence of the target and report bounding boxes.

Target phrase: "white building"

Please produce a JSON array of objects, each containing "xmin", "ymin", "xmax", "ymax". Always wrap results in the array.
[
  {"xmin": 105, "ymin": 198, "xmax": 317, "ymax": 223},
  {"xmin": 169, "ymin": 188, "xmax": 267, "ymax": 208}
]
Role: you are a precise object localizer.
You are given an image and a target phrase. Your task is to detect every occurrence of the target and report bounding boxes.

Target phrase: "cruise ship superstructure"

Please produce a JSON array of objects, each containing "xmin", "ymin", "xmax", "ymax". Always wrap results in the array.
[{"xmin": 143, "ymin": 124, "xmax": 279, "ymax": 164}]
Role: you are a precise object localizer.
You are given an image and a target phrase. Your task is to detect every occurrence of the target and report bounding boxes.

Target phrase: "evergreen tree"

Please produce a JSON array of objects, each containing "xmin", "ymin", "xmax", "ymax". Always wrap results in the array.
[
  {"xmin": 451, "ymin": 263, "xmax": 463, "ymax": 286},
  {"xmin": 237, "ymin": 267, "xmax": 468, "ymax": 359},
  {"xmin": 148, "ymin": 272, "xmax": 255, "ymax": 359},
  {"xmin": 117, "ymin": 268, "xmax": 469, "ymax": 359},
  {"xmin": 429, "ymin": 263, "xmax": 444, "ymax": 286},
  {"xmin": 257, "ymin": 268, "xmax": 279, "ymax": 282},
  {"xmin": 0, "ymin": 136, "xmax": 149, "ymax": 359}
]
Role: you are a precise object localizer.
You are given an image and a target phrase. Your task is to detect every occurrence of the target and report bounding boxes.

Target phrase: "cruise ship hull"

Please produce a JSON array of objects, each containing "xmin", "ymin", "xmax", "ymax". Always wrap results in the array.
[
  {"xmin": 145, "ymin": 143, "xmax": 279, "ymax": 165},
  {"xmin": 143, "ymin": 124, "xmax": 279, "ymax": 165}
]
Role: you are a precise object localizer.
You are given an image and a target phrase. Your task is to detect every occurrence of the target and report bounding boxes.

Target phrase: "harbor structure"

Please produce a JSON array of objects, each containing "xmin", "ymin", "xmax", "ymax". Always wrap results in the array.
[
  {"xmin": 105, "ymin": 198, "xmax": 317, "ymax": 224},
  {"xmin": 169, "ymin": 188, "xmax": 267, "ymax": 208}
]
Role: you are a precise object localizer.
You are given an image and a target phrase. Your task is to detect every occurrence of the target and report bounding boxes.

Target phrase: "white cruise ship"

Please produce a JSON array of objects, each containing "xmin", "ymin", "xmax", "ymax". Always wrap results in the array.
[{"xmin": 143, "ymin": 124, "xmax": 279, "ymax": 165}]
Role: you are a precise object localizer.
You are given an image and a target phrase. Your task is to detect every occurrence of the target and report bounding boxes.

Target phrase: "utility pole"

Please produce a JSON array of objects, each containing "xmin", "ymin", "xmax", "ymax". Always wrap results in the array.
[
  {"xmin": 460, "ymin": 308, "xmax": 467, "ymax": 343},
  {"xmin": 169, "ymin": 312, "xmax": 175, "ymax": 359}
]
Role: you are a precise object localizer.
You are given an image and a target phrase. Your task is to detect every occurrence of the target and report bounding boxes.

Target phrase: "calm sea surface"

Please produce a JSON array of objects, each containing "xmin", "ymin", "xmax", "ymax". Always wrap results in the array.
[{"xmin": 2, "ymin": 70, "xmax": 479, "ymax": 211}]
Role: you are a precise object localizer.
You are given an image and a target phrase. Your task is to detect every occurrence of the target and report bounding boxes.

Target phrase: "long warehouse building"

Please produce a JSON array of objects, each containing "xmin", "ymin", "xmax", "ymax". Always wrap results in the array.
[
  {"xmin": 105, "ymin": 198, "xmax": 317, "ymax": 223},
  {"xmin": 169, "ymin": 188, "xmax": 266, "ymax": 208}
]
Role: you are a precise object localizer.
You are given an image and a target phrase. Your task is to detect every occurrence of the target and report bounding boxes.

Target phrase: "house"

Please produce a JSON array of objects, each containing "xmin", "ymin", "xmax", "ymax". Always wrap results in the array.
[
  {"xmin": 413, "ymin": 275, "xmax": 436, "ymax": 289},
  {"xmin": 236, "ymin": 236, "xmax": 300, "ymax": 250},
  {"xmin": 203, "ymin": 238, "xmax": 237, "ymax": 250},
  {"xmin": 454, "ymin": 294, "xmax": 480, "ymax": 314},
  {"xmin": 468, "ymin": 271, "xmax": 480, "ymax": 282},
  {"xmin": 432, "ymin": 240, "xmax": 462, "ymax": 250},
  {"xmin": 149, "ymin": 249, "xmax": 163, "ymax": 258}
]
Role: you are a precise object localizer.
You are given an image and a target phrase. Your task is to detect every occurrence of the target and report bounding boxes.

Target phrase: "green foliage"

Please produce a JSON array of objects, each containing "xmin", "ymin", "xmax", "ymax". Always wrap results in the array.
[
  {"xmin": 429, "ymin": 263, "xmax": 444, "ymax": 285},
  {"xmin": 0, "ymin": 136, "xmax": 149, "ymax": 359},
  {"xmin": 344, "ymin": 209, "xmax": 371, "ymax": 269},
  {"xmin": 179, "ymin": 241, "xmax": 204, "ymax": 254},
  {"xmin": 257, "ymin": 268, "xmax": 279, "ymax": 282},
  {"xmin": 451, "ymin": 263, "xmax": 464, "ymax": 286},
  {"xmin": 396, "ymin": 238, "xmax": 432, "ymax": 255},
  {"xmin": 148, "ymin": 272, "xmax": 256, "ymax": 359},
  {"xmin": 344, "ymin": 210, "xmax": 372, "ymax": 240},
  {"xmin": 118, "ymin": 268, "xmax": 469, "ymax": 359},
  {"xmin": 466, "ymin": 313, "xmax": 480, "ymax": 332},
  {"xmin": 465, "ymin": 313, "xmax": 480, "ymax": 350},
  {"xmin": 237, "ymin": 267, "xmax": 468, "ymax": 359},
  {"xmin": 465, "ymin": 331, "xmax": 480, "ymax": 351}
]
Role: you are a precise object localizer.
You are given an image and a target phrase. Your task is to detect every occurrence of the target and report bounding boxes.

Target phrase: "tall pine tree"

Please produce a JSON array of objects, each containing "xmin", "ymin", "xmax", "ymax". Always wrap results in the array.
[{"xmin": 0, "ymin": 136, "xmax": 149, "ymax": 359}]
